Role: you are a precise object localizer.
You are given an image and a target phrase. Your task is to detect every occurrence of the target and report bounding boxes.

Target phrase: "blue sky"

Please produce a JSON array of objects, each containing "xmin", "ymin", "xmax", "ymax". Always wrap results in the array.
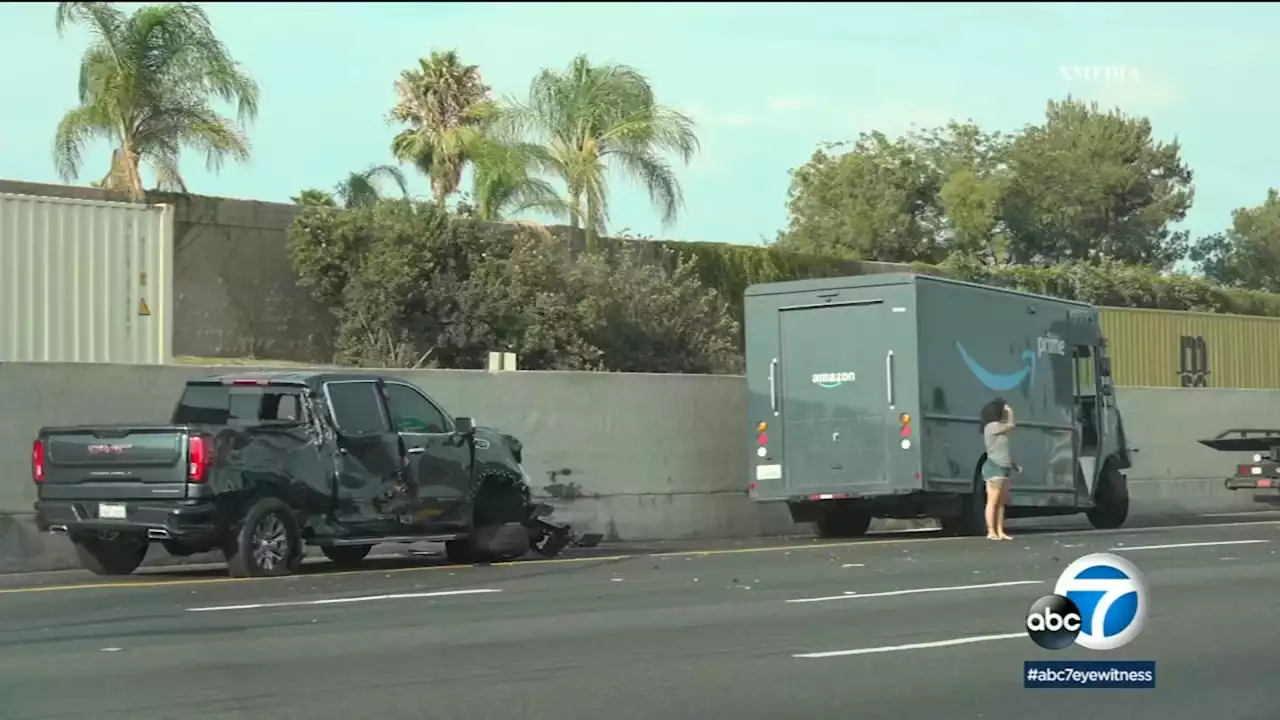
[{"xmin": 2, "ymin": 2, "xmax": 1278, "ymax": 247}]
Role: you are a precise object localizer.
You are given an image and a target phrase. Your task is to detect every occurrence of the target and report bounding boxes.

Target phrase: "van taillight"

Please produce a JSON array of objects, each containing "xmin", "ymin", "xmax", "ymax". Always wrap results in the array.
[
  {"xmin": 32, "ymin": 440, "xmax": 45, "ymax": 483},
  {"xmin": 188, "ymin": 436, "xmax": 210, "ymax": 483}
]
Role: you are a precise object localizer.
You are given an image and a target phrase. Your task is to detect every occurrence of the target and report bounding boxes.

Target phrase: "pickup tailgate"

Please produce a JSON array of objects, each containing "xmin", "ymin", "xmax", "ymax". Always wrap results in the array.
[{"xmin": 37, "ymin": 426, "xmax": 192, "ymax": 502}]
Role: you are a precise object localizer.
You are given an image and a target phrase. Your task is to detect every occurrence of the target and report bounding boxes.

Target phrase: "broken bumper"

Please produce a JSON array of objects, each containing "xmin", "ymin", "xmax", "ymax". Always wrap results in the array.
[
  {"xmin": 34, "ymin": 499, "xmax": 224, "ymax": 542},
  {"xmin": 524, "ymin": 503, "xmax": 602, "ymax": 557}
]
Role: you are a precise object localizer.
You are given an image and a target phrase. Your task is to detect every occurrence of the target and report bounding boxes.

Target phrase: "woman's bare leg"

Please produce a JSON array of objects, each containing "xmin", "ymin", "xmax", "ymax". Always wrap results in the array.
[
  {"xmin": 984, "ymin": 479, "xmax": 1004, "ymax": 539},
  {"xmin": 997, "ymin": 484, "xmax": 1013, "ymax": 539}
]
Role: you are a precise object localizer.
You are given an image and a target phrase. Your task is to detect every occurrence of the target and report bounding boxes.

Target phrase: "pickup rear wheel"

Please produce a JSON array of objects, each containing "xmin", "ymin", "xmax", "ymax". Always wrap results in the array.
[
  {"xmin": 321, "ymin": 545, "xmax": 373, "ymax": 569},
  {"xmin": 225, "ymin": 497, "xmax": 303, "ymax": 578},
  {"xmin": 73, "ymin": 533, "xmax": 148, "ymax": 576}
]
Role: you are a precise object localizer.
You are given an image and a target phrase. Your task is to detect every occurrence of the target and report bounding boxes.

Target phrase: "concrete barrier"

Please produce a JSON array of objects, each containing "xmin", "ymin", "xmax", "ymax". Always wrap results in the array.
[{"xmin": 1, "ymin": 363, "xmax": 1275, "ymax": 572}]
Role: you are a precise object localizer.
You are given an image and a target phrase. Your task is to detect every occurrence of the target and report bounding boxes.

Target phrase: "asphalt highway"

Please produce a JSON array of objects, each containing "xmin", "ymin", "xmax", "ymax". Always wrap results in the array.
[{"xmin": 1, "ymin": 518, "xmax": 1278, "ymax": 720}]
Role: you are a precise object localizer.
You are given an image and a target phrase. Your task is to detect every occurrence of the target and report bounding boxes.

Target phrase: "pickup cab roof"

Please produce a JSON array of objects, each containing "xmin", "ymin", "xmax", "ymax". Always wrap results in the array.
[{"xmin": 190, "ymin": 370, "xmax": 399, "ymax": 391}]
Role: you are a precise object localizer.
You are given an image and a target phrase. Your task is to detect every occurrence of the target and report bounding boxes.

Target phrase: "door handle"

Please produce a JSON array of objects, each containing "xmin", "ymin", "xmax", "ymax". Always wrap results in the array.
[
  {"xmin": 407, "ymin": 447, "xmax": 426, "ymax": 455},
  {"xmin": 769, "ymin": 357, "xmax": 779, "ymax": 416},
  {"xmin": 886, "ymin": 350, "xmax": 895, "ymax": 408}
]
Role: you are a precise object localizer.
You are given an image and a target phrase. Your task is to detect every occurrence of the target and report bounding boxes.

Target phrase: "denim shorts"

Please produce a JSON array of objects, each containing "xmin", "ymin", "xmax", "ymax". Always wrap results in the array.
[{"xmin": 982, "ymin": 460, "xmax": 1012, "ymax": 481}]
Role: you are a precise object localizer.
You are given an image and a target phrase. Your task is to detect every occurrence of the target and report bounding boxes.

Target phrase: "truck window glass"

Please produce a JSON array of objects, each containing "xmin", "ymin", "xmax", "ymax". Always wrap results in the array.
[
  {"xmin": 173, "ymin": 385, "xmax": 305, "ymax": 425},
  {"xmin": 384, "ymin": 383, "xmax": 448, "ymax": 433},
  {"xmin": 325, "ymin": 382, "xmax": 390, "ymax": 434}
]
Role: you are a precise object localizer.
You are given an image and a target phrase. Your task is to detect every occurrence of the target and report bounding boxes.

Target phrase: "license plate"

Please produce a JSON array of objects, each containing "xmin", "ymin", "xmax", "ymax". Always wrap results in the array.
[
  {"xmin": 756, "ymin": 464, "xmax": 782, "ymax": 481},
  {"xmin": 98, "ymin": 503, "xmax": 127, "ymax": 520}
]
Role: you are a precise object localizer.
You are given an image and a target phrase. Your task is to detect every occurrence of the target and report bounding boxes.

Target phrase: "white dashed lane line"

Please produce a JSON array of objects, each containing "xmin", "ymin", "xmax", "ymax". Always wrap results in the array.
[
  {"xmin": 794, "ymin": 633, "xmax": 1025, "ymax": 658},
  {"xmin": 786, "ymin": 580, "xmax": 1044, "ymax": 604},
  {"xmin": 1110, "ymin": 540, "xmax": 1271, "ymax": 552}
]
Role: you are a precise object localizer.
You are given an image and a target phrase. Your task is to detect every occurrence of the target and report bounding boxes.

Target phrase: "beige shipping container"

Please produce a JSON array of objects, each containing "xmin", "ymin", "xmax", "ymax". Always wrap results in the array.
[
  {"xmin": 1100, "ymin": 306, "xmax": 1280, "ymax": 389},
  {"xmin": 0, "ymin": 192, "xmax": 174, "ymax": 364}
]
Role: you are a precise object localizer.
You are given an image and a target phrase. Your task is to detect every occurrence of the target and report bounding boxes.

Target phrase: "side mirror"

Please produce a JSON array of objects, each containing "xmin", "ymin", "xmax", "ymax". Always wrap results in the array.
[
  {"xmin": 1099, "ymin": 358, "xmax": 1112, "ymax": 377},
  {"xmin": 454, "ymin": 416, "xmax": 476, "ymax": 435}
]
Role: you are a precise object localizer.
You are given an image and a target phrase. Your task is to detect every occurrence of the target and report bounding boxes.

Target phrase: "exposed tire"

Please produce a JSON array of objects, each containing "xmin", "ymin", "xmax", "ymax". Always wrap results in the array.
[
  {"xmin": 814, "ymin": 505, "xmax": 873, "ymax": 538},
  {"xmin": 445, "ymin": 524, "xmax": 528, "ymax": 565},
  {"xmin": 1086, "ymin": 463, "xmax": 1129, "ymax": 530},
  {"xmin": 320, "ymin": 544, "xmax": 372, "ymax": 569},
  {"xmin": 224, "ymin": 497, "xmax": 303, "ymax": 578},
  {"xmin": 73, "ymin": 534, "xmax": 148, "ymax": 576}
]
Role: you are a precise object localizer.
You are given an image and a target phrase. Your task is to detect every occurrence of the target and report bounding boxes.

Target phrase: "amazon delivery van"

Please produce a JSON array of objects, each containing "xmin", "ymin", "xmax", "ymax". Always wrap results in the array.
[{"xmin": 743, "ymin": 273, "xmax": 1134, "ymax": 538}]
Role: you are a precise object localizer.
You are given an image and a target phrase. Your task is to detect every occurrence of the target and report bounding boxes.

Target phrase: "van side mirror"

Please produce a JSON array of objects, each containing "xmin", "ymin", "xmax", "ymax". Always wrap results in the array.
[
  {"xmin": 1099, "ymin": 358, "xmax": 1112, "ymax": 377},
  {"xmin": 454, "ymin": 416, "xmax": 476, "ymax": 435}
]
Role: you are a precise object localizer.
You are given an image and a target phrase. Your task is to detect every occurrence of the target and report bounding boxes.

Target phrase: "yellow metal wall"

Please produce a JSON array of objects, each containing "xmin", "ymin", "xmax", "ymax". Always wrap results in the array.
[{"xmin": 1100, "ymin": 307, "xmax": 1280, "ymax": 389}]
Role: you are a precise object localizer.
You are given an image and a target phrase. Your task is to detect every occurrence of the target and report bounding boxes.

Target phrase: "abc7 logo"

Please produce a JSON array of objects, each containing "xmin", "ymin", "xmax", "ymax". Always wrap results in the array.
[
  {"xmin": 1025, "ymin": 595, "xmax": 1083, "ymax": 650},
  {"xmin": 1025, "ymin": 552, "xmax": 1149, "ymax": 651}
]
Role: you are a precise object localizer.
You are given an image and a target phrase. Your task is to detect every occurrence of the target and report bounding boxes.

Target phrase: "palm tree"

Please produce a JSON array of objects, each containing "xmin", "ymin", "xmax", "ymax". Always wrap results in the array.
[
  {"xmin": 495, "ymin": 54, "xmax": 699, "ymax": 251},
  {"xmin": 52, "ymin": 2, "xmax": 259, "ymax": 201},
  {"xmin": 292, "ymin": 164, "xmax": 409, "ymax": 209},
  {"xmin": 468, "ymin": 141, "xmax": 567, "ymax": 222},
  {"xmin": 389, "ymin": 50, "xmax": 492, "ymax": 206}
]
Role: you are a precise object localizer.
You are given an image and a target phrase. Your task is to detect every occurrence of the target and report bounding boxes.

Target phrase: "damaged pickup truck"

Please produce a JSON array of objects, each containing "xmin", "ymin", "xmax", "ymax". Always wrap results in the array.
[{"xmin": 32, "ymin": 371, "xmax": 596, "ymax": 577}]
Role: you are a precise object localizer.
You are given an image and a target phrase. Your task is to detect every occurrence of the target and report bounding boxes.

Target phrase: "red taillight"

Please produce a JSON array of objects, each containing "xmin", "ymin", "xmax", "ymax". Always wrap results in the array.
[
  {"xmin": 757, "ymin": 433, "xmax": 768, "ymax": 445},
  {"xmin": 224, "ymin": 378, "xmax": 269, "ymax": 386},
  {"xmin": 188, "ymin": 436, "xmax": 210, "ymax": 483},
  {"xmin": 32, "ymin": 440, "xmax": 45, "ymax": 483},
  {"xmin": 1238, "ymin": 465, "xmax": 1254, "ymax": 476}
]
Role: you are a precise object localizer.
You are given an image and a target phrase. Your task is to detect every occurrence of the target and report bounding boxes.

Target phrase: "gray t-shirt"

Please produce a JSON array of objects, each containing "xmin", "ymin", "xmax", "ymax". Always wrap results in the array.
[{"xmin": 984, "ymin": 422, "xmax": 1013, "ymax": 468}]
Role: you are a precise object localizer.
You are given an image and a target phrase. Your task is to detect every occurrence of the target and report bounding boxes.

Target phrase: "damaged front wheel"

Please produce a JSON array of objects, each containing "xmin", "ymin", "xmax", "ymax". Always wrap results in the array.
[{"xmin": 445, "ymin": 523, "xmax": 527, "ymax": 565}]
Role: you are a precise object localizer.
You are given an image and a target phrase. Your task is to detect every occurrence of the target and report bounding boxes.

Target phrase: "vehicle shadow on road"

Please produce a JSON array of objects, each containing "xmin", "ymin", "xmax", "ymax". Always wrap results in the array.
[{"xmin": 75, "ymin": 512, "xmax": 1280, "ymax": 583}]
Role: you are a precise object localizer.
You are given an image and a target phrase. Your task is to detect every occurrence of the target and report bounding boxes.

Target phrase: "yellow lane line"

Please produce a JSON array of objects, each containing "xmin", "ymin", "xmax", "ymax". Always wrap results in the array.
[{"xmin": 0, "ymin": 554, "xmax": 631, "ymax": 595}]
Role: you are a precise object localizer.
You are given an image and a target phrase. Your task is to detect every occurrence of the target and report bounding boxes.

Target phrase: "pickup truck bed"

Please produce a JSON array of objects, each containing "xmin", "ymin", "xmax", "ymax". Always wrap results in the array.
[{"xmin": 1198, "ymin": 428, "xmax": 1280, "ymax": 501}]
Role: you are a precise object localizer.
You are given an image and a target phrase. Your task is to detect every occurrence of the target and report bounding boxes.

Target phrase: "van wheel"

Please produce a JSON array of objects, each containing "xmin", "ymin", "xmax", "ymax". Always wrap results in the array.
[
  {"xmin": 225, "ymin": 497, "xmax": 302, "ymax": 578},
  {"xmin": 814, "ymin": 505, "xmax": 873, "ymax": 538},
  {"xmin": 1086, "ymin": 464, "xmax": 1129, "ymax": 530},
  {"xmin": 941, "ymin": 474, "xmax": 987, "ymax": 537},
  {"xmin": 321, "ymin": 545, "xmax": 373, "ymax": 569},
  {"xmin": 74, "ymin": 533, "xmax": 148, "ymax": 576}
]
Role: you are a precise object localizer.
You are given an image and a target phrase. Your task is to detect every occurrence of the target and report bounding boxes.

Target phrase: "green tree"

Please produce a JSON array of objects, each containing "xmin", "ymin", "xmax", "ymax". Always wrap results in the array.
[
  {"xmin": 777, "ymin": 122, "xmax": 1008, "ymax": 263},
  {"xmin": 1001, "ymin": 98, "xmax": 1194, "ymax": 268},
  {"xmin": 286, "ymin": 199, "xmax": 739, "ymax": 372},
  {"xmin": 291, "ymin": 165, "xmax": 409, "ymax": 209},
  {"xmin": 466, "ymin": 141, "xmax": 567, "ymax": 222},
  {"xmin": 496, "ymin": 54, "xmax": 699, "ymax": 251},
  {"xmin": 389, "ymin": 50, "xmax": 492, "ymax": 205},
  {"xmin": 1190, "ymin": 189, "xmax": 1280, "ymax": 293},
  {"xmin": 52, "ymin": 2, "xmax": 259, "ymax": 201}
]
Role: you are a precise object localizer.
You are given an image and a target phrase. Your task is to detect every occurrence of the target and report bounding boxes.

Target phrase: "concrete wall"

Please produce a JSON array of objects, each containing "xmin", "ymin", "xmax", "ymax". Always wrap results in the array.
[{"xmin": 1, "ymin": 361, "xmax": 1276, "ymax": 572}]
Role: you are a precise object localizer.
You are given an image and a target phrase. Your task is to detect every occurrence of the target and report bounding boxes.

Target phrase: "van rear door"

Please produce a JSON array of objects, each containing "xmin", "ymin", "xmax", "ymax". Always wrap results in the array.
[{"xmin": 778, "ymin": 298, "xmax": 903, "ymax": 495}]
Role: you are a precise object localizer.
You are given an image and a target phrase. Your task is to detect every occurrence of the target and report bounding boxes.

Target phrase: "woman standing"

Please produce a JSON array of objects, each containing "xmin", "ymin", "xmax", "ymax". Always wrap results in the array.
[{"xmin": 979, "ymin": 397, "xmax": 1019, "ymax": 540}]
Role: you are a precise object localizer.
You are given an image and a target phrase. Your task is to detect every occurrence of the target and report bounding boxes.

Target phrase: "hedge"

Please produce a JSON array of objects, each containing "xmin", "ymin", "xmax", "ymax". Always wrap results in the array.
[
  {"xmin": 641, "ymin": 241, "xmax": 1280, "ymax": 320},
  {"xmin": 484, "ymin": 221, "xmax": 1280, "ymax": 320}
]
